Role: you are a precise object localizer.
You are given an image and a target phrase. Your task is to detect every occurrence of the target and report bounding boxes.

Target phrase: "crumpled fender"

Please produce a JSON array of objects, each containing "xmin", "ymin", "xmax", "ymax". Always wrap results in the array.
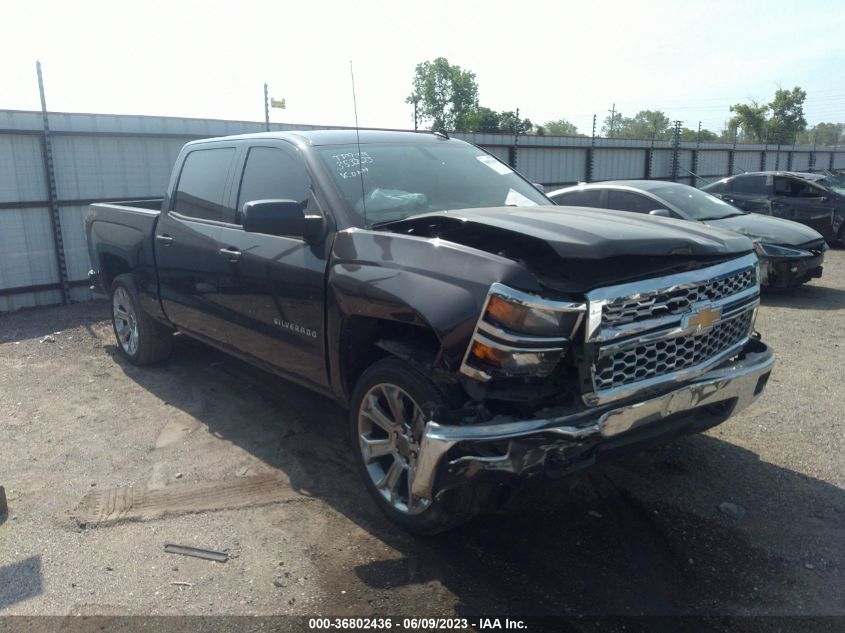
[{"xmin": 326, "ymin": 229, "xmax": 540, "ymax": 396}]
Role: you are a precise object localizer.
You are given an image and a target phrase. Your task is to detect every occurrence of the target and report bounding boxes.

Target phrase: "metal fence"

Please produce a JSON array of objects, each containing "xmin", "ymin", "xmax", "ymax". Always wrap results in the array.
[{"xmin": 1, "ymin": 108, "xmax": 844, "ymax": 312}]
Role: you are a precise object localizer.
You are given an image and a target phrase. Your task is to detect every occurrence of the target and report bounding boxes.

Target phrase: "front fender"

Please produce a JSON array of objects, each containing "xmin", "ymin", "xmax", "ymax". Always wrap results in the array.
[{"xmin": 326, "ymin": 229, "xmax": 540, "ymax": 398}]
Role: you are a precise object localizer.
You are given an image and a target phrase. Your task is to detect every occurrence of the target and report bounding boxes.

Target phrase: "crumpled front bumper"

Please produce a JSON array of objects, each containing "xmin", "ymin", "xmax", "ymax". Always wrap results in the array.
[
  {"xmin": 760, "ymin": 254, "xmax": 824, "ymax": 288},
  {"xmin": 412, "ymin": 338, "xmax": 775, "ymax": 500}
]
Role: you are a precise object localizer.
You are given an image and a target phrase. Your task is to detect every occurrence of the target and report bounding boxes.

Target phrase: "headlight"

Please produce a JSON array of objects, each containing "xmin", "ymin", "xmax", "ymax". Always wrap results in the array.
[
  {"xmin": 753, "ymin": 242, "xmax": 813, "ymax": 259},
  {"xmin": 486, "ymin": 294, "xmax": 575, "ymax": 336},
  {"xmin": 460, "ymin": 283, "xmax": 586, "ymax": 381}
]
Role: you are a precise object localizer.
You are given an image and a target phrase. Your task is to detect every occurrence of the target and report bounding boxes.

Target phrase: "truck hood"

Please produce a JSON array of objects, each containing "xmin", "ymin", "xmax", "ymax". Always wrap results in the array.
[
  {"xmin": 383, "ymin": 206, "xmax": 753, "ymax": 259},
  {"xmin": 378, "ymin": 206, "xmax": 754, "ymax": 293},
  {"xmin": 704, "ymin": 213, "xmax": 825, "ymax": 246}
]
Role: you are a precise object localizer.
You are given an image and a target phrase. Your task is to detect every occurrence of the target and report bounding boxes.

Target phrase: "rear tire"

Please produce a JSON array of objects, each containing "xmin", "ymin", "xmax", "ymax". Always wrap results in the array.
[
  {"xmin": 349, "ymin": 357, "xmax": 484, "ymax": 534},
  {"xmin": 110, "ymin": 274, "xmax": 172, "ymax": 365}
]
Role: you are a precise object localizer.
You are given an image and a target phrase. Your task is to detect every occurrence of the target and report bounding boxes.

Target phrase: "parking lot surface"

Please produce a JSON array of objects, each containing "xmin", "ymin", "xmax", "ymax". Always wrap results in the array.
[{"xmin": 1, "ymin": 251, "xmax": 843, "ymax": 622}]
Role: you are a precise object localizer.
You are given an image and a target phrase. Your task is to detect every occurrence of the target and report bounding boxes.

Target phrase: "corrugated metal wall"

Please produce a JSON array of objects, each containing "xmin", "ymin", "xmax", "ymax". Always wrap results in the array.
[{"xmin": 1, "ymin": 108, "xmax": 843, "ymax": 311}]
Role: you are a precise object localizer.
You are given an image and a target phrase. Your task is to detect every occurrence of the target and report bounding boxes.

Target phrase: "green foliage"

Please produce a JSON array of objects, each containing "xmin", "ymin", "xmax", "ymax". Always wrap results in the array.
[
  {"xmin": 797, "ymin": 122, "xmax": 845, "ymax": 146},
  {"xmin": 730, "ymin": 87, "xmax": 807, "ymax": 144},
  {"xmin": 729, "ymin": 101, "xmax": 769, "ymax": 142},
  {"xmin": 602, "ymin": 110, "xmax": 673, "ymax": 139},
  {"xmin": 767, "ymin": 86, "xmax": 807, "ymax": 144},
  {"xmin": 498, "ymin": 111, "xmax": 533, "ymax": 135},
  {"xmin": 601, "ymin": 110, "xmax": 624, "ymax": 137},
  {"xmin": 406, "ymin": 58, "xmax": 479, "ymax": 131},
  {"xmin": 679, "ymin": 127, "xmax": 718, "ymax": 142},
  {"xmin": 543, "ymin": 118, "xmax": 580, "ymax": 136},
  {"xmin": 461, "ymin": 107, "xmax": 502, "ymax": 133},
  {"xmin": 627, "ymin": 110, "xmax": 672, "ymax": 139}
]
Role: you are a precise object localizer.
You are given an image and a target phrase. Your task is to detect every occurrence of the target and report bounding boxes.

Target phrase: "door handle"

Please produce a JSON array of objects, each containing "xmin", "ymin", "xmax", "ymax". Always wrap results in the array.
[
  {"xmin": 218, "ymin": 247, "xmax": 242, "ymax": 262},
  {"xmin": 155, "ymin": 234, "xmax": 174, "ymax": 245}
]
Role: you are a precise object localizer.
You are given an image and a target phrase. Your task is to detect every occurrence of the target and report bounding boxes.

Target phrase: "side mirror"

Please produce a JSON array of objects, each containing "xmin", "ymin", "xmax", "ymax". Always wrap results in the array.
[
  {"xmin": 649, "ymin": 208, "xmax": 672, "ymax": 218},
  {"xmin": 242, "ymin": 199, "xmax": 323, "ymax": 240},
  {"xmin": 533, "ymin": 183, "xmax": 545, "ymax": 193}
]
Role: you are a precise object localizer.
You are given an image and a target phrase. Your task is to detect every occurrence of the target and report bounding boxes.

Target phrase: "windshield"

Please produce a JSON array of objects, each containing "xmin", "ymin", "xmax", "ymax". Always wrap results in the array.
[
  {"xmin": 316, "ymin": 141, "xmax": 551, "ymax": 226},
  {"xmin": 652, "ymin": 185, "xmax": 744, "ymax": 221},
  {"xmin": 814, "ymin": 173, "xmax": 845, "ymax": 195}
]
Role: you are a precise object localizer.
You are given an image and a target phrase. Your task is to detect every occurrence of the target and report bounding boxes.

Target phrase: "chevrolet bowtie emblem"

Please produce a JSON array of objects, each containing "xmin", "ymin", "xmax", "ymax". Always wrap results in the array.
[{"xmin": 683, "ymin": 306, "xmax": 722, "ymax": 334}]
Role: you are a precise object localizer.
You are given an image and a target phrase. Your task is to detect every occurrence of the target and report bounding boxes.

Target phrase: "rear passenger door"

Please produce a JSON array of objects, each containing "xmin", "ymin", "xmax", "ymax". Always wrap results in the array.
[
  {"xmin": 723, "ymin": 175, "xmax": 770, "ymax": 215},
  {"xmin": 155, "ymin": 145, "xmax": 239, "ymax": 343}
]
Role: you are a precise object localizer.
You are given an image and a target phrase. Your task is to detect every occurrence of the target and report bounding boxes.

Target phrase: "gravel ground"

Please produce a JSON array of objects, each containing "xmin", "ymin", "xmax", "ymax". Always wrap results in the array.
[{"xmin": 0, "ymin": 250, "xmax": 843, "ymax": 624}]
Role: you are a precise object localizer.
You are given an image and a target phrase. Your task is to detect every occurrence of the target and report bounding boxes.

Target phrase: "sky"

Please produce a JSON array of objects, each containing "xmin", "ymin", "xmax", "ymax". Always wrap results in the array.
[{"xmin": 2, "ymin": 0, "xmax": 844, "ymax": 136}]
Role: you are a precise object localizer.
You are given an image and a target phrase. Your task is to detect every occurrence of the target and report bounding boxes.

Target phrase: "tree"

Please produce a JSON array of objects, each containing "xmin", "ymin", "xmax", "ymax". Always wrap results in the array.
[
  {"xmin": 461, "ymin": 107, "xmax": 502, "ymax": 133},
  {"xmin": 766, "ymin": 86, "xmax": 807, "ymax": 144},
  {"xmin": 803, "ymin": 122, "xmax": 845, "ymax": 146},
  {"xmin": 543, "ymin": 118, "xmax": 579, "ymax": 136},
  {"xmin": 729, "ymin": 101, "xmax": 770, "ymax": 142},
  {"xmin": 406, "ymin": 58, "xmax": 479, "ymax": 131},
  {"xmin": 624, "ymin": 110, "xmax": 672, "ymax": 140},
  {"xmin": 679, "ymin": 127, "xmax": 718, "ymax": 142},
  {"xmin": 498, "ymin": 111, "xmax": 533, "ymax": 135},
  {"xmin": 601, "ymin": 110, "xmax": 625, "ymax": 137},
  {"xmin": 729, "ymin": 86, "xmax": 807, "ymax": 144}
]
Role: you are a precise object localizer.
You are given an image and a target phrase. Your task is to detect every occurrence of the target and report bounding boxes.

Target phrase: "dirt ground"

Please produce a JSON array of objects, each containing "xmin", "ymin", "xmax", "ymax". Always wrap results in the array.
[{"xmin": 1, "ymin": 250, "xmax": 843, "ymax": 626}]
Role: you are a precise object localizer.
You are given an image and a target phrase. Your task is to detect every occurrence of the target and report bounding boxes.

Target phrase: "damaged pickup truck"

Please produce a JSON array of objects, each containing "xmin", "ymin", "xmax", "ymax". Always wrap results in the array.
[{"xmin": 86, "ymin": 130, "xmax": 775, "ymax": 533}]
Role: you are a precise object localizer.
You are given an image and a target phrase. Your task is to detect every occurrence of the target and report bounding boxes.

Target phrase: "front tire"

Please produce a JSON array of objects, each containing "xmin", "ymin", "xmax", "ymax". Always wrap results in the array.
[
  {"xmin": 110, "ymin": 274, "xmax": 172, "ymax": 365},
  {"xmin": 349, "ymin": 357, "xmax": 483, "ymax": 534}
]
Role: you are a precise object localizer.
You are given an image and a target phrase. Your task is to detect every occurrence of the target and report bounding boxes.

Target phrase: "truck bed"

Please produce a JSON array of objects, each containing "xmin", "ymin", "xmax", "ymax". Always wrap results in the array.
[{"xmin": 85, "ymin": 200, "xmax": 164, "ymax": 300}]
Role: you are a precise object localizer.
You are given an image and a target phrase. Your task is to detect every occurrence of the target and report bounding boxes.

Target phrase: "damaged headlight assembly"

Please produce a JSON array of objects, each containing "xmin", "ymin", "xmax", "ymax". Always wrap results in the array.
[
  {"xmin": 753, "ymin": 242, "xmax": 813, "ymax": 259},
  {"xmin": 460, "ymin": 283, "xmax": 585, "ymax": 381}
]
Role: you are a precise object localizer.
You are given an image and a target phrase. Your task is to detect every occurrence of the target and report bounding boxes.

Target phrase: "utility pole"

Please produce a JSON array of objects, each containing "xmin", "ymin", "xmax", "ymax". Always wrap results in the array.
[
  {"xmin": 513, "ymin": 107, "xmax": 520, "ymax": 170},
  {"xmin": 671, "ymin": 120, "xmax": 682, "ymax": 182},
  {"xmin": 36, "ymin": 61, "xmax": 70, "ymax": 305},
  {"xmin": 264, "ymin": 82, "xmax": 270, "ymax": 132},
  {"xmin": 586, "ymin": 114, "xmax": 597, "ymax": 183},
  {"xmin": 809, "ymin": 129, "xmax": 817, "ymax": 171},
  {"xmin": 607, "ymin": 103, "xmax": 616, "ymax": 138}
]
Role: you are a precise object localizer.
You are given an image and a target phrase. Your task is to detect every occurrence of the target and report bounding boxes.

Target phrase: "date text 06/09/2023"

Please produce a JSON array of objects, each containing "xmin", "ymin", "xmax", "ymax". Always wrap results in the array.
[{"xmin": 307, "ymin": 617, "xmax": 528, "ymax": 630}]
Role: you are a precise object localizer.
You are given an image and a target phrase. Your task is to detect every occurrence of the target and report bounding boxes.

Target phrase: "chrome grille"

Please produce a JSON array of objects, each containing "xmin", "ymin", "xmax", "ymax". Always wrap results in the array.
[
  {"xmin": 602, "ymin": 267, "xmax": 755, "ymax": 329},
  {"xmin": 593, "ymin": 311, "xmax": 753, "ymax": 391}
]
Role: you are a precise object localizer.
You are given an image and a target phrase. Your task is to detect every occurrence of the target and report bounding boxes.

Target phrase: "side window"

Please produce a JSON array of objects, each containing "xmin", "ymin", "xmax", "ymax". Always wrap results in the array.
[
  {"xmin": 733, "ymin": 175, "xmax": 767, "ymax": 195},
  {"xmin": 237, "ymin": 147, "xmax": 311, "ymax": 217},
  {"xmin": 606, "ymin": 190, "xmax": 657, "ymax": 213},
  {"xmin": 173, "ymin": 148, "xmax": 236, "ymax": 223},
  {"xmin": 775, "ymin": 177, "xmax": 824, "ymax": 198},
  {"xmin": 551, "ymin": 189, "xmax": 602, "ymax": 207}
]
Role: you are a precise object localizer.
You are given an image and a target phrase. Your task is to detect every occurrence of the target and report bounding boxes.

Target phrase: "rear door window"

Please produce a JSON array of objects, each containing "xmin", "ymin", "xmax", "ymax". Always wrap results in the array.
[
  {"xmin": 732, "ymin": 175, "xmax": 767, "ymax": 195},
  {"xmin": 173, "ymin": 148, "xmax": 236, "ymax": 223},
  {"xmin": 551, "ymin": 189, "xmax": 602, "ymax": 207},
  {"xmin": 607, "ymin": 190, "xmax": 657, "ymax": 213}
]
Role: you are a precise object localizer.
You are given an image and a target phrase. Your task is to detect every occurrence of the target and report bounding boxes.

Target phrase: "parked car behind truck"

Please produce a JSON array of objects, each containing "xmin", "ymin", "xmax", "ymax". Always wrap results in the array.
[
  {"xmin": 702, "ymin": 171, "xmax": 845, "ymax": 246},
  {"xmin": 548, "ymin": 180, "xmax": 827, "ymax": 288},
  {"xmin": 86, "ymin": 130, "xmax": 775, "ymax": 533}
]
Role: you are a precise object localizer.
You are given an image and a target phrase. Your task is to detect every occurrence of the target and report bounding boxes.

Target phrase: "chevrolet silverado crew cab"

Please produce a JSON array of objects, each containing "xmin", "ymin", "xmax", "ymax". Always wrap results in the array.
[{"xmin": 86, "ymin": 130, "xmax": 775, "ymax": 533}]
